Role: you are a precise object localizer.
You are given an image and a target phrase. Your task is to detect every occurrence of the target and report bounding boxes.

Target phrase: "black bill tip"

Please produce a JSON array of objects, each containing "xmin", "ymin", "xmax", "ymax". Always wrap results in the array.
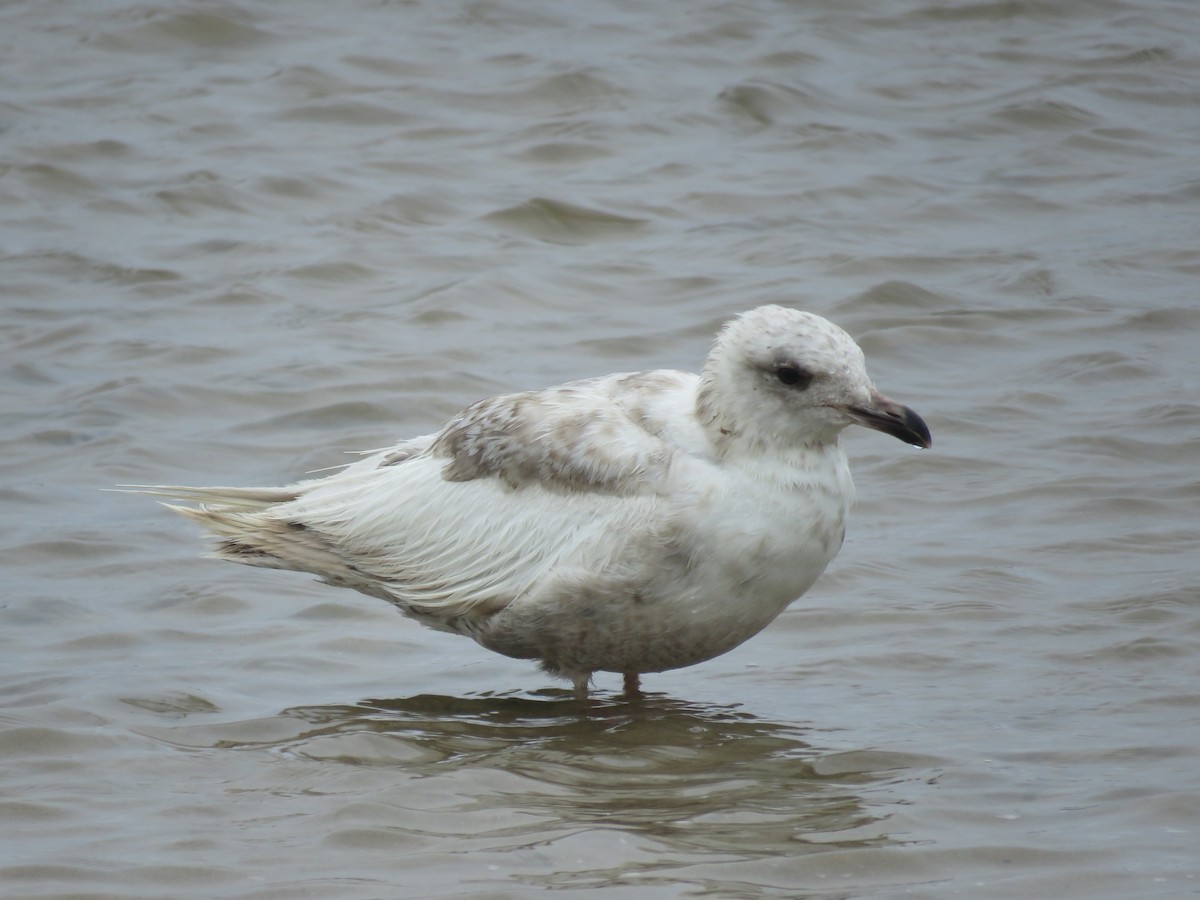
[{"xmin": 847, "ymin": 392, "xmax": 932, "ymax": 449}]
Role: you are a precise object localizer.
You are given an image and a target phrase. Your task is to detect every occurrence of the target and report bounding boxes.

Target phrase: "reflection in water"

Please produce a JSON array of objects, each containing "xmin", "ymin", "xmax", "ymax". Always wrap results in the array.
[{"xmin": 145, "ymin": 690, "xmax": 920, "ymax": 882}]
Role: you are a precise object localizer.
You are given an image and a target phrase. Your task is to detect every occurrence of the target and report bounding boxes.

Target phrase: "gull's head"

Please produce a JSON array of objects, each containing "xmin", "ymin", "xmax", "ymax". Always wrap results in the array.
[{"xmin": 697, "ymin": 305, "xmax": 932, "ymax": 452}]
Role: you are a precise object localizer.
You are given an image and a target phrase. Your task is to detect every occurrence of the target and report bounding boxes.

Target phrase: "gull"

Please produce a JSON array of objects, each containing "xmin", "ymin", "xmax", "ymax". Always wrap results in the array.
[{"xmin": 128, "ymin": 306, "xmax": 931, "ymax": 701}]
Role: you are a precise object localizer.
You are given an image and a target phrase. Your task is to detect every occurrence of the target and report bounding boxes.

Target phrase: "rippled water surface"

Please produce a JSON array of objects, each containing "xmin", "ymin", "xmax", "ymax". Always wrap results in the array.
[{"xmin": 3, "ymin": 1, "xmax": 1199, "ymax": 897}]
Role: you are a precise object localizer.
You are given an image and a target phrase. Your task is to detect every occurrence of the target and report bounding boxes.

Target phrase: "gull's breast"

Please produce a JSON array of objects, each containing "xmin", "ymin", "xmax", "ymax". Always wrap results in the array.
[{"xmin": 476, "ymin": 448, "xmax": 854, "ymax": 677}]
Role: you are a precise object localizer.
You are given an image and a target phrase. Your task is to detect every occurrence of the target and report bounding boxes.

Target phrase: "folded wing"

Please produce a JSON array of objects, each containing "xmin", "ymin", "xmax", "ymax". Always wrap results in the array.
[{"xmin": 141, "ymin": 370, "xmax": 699, "ymax": 631}]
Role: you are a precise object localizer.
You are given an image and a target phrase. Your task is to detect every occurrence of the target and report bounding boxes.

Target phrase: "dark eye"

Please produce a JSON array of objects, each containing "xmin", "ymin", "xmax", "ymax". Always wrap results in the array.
[{"xmin": 776, "ymin": 364, "xmax": 813, "ymax": 390}]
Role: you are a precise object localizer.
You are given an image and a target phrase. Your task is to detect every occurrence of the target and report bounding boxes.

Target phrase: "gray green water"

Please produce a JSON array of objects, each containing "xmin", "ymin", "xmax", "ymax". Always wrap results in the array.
[{"xmin": 2, "ymin": 1, "xmax": 1199, "ymax": 896}]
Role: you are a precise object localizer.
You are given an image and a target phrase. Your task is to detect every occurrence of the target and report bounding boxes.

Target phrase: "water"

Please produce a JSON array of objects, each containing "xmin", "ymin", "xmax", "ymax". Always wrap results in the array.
[{"xmin": 3, "ymin": 0, "xmax": 1199, "ymax": 896}]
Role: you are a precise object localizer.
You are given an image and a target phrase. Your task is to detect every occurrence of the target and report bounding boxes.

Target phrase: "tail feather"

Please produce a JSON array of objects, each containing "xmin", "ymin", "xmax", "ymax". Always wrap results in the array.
[
  {"xmin": 116, "ymin": 484, "xmax": 301, "ymax": 509},
  {"xmin": 161, "ymin": 502, "xmax": 360, "ymax": 581},
  {"xmin": 119, "ymin": 484, "xmax": 363, "ymax": 583}
]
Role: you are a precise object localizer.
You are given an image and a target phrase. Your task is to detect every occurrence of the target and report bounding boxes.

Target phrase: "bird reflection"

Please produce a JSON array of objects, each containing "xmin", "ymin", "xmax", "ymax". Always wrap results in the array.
[{"xmin": 224, "ymin": 690, "xmax": 897, "ymax": 858}]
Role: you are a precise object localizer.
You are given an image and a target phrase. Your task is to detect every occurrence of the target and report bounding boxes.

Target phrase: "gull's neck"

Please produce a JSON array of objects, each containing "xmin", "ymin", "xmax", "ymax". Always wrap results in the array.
[{"xmin": 695, "ymin": 374, "xmax": 847, "ymax": 462}]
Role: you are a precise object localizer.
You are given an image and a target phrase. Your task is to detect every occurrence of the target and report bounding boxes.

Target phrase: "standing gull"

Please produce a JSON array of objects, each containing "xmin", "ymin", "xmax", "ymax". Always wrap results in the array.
[{"xmin": 129, "ymin": 306, "xmax": 931, "ymax": 700}]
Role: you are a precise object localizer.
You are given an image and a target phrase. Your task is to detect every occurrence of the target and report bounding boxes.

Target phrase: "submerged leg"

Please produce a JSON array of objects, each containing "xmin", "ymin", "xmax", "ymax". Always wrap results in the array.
[
  {"xmin": 623, "ymin": 672, "xmax": 642, "ymax": 699},
  {"xmin": 572, "ymin": 673, "xmax": 590, "ymax": 703}
]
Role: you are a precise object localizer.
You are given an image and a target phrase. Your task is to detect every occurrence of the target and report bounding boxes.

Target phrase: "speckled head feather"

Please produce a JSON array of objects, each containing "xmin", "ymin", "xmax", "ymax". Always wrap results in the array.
[{"xmin": 697, "ymin": 305, "xmax": 875, "ymax": 450}]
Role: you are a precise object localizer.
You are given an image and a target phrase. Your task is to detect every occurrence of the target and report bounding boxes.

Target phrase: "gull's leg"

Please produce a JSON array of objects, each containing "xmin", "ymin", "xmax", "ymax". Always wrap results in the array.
[
  {"xmin": 572, "ymin": 673, "xmax": 590, "ymax": 703},
  {"xmin": 623, "ymin": 672, "xmax": 642, "ymax": 699}
]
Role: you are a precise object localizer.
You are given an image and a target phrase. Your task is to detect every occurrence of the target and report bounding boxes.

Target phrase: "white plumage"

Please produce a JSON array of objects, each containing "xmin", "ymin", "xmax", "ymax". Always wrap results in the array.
[{"xmin": 129, "ymin": 306, "xmax": 931, "ymax": 699}]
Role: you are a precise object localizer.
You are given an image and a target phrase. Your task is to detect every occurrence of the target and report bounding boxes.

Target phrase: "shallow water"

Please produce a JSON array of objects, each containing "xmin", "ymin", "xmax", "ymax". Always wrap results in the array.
[{"xmin": 3, "ymin": 0, "xmax": 1199, "ymax": 896}]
